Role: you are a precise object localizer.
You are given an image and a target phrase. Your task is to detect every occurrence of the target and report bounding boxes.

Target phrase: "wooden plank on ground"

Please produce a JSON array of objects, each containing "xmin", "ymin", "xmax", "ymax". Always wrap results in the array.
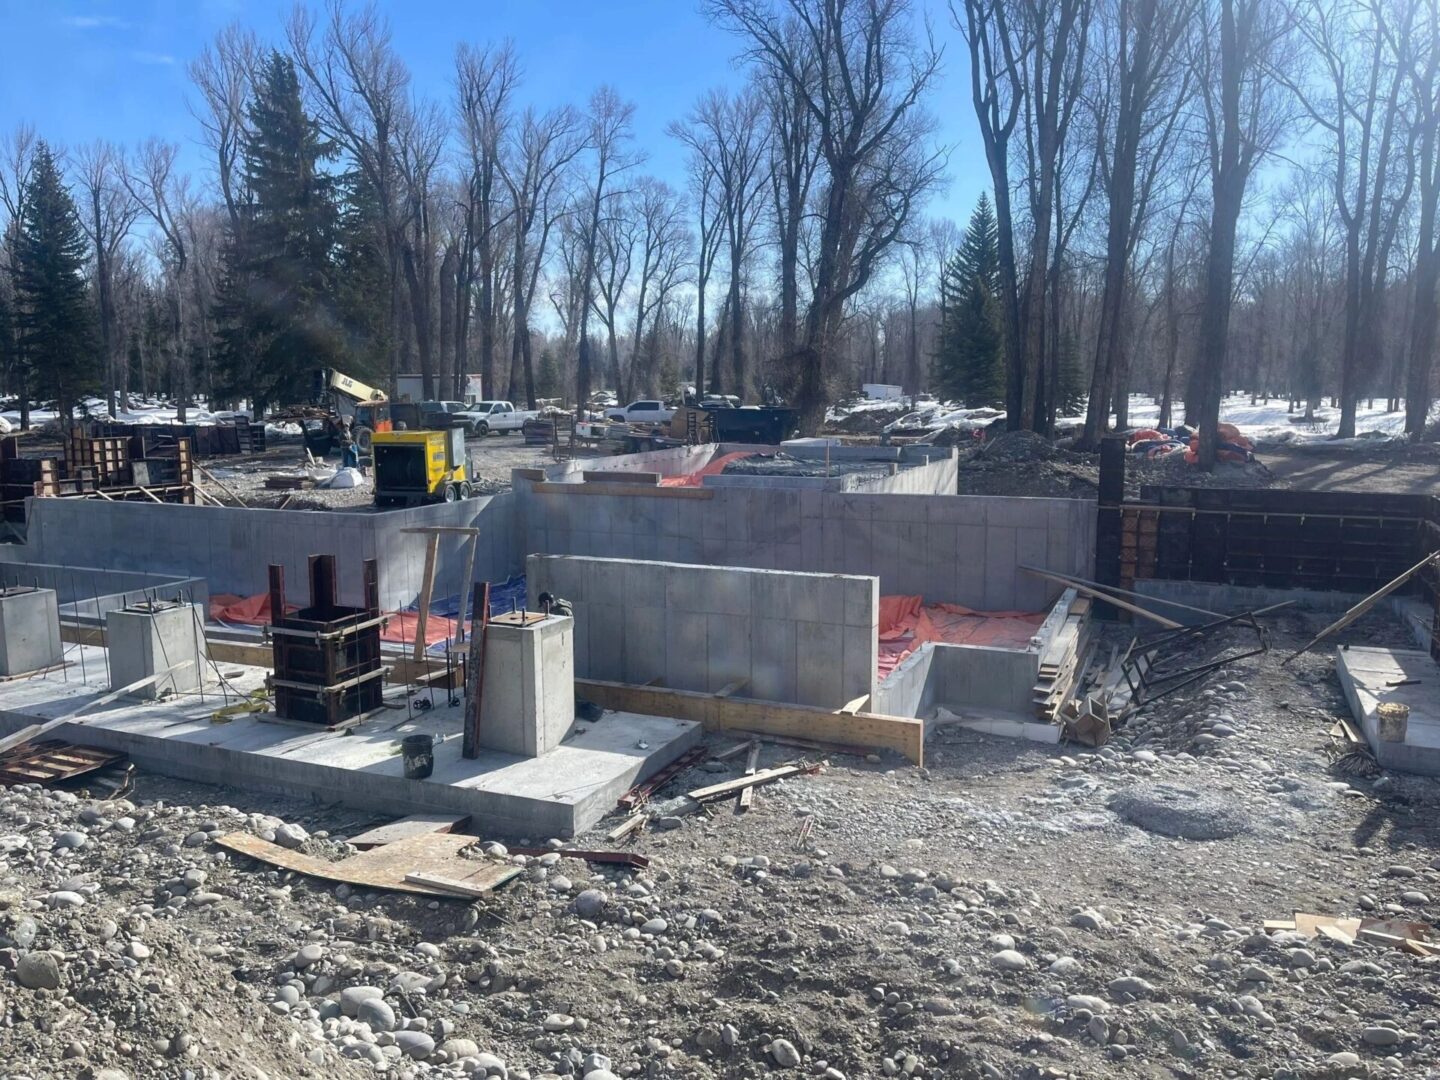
[
  {"xmin": 348, "ymin": 813, "xmax": 471, "ymax": 849},
  {"xmin": 737, "ymin": 740, "xmax": 760, "ymax": 811},
  {"xmin": 688, "ymin": 764, "xmax": 806, "ymax": 802},
  {"xmin": 403, "ymin": 871, "xmax": 496, "ymax": 897},
  {"xmin": 214, "ymin": 830, "xmax": 520, "ymax": 896},
  {"xmin": 606, "ymin": 814, "xmax": 646, "ymax": 842},
  {"xmin": 576, "ymin": 678, "xmax": 925, "ymax": 766}
]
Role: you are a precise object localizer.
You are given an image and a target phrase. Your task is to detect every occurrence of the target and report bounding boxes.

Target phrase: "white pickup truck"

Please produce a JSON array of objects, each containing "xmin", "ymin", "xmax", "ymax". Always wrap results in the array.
[
  {"xmin": 454, "ymin": 400, "xmax": 537, "ymax": 436},
  {"xmin": 605, "ymin": 399, "xmax": 676, "ymax": 425}
]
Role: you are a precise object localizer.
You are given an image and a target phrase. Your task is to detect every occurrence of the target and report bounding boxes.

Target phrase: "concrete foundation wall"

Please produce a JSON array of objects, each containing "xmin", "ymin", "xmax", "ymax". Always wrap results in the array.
[
  {"xmin": 0, "ymin": 561, "xmax": 209, "ymax": 623},
  {"xmin": 517, "ymin": 482, "xmax": 1093, "ymax": 611},
  {"xmin": 873, "ymin": 639, "xmax": 1040, "ymax": 719},
  {"xmin": 931, "ymin": 643, "xmax": 1039, "ymax": 714},
  {"xmin": 16, "ymin": 494, "xmax": 520, "ymax": 610},
  {"xmin": 871, "ymin": 645, "xmax": 935, "ymax": 717},
  {"xmin": 528, "ymin": 554, "xmax": 878, "ymax": 708}
]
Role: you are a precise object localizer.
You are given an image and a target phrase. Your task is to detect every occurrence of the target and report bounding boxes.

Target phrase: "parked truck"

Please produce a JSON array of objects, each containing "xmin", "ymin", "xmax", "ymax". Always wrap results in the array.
[
  {"xmin": 454, "ymin": 400, "xmax": 537, "ymax": 436},
  {"xmin": 605, "ymin": 399, "xmax": 676, "ymax": 425}
]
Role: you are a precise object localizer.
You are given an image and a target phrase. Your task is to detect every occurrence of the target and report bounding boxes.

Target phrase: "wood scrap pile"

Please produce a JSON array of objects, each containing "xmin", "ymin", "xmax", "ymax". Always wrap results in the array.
[
  {"xmin": 1267, "ymin": 912, "xmax": 1437, "ymax": 956},
  {"xmin": 1031, "ymin": 595, "xmax": 1093, "ymax": 724}
]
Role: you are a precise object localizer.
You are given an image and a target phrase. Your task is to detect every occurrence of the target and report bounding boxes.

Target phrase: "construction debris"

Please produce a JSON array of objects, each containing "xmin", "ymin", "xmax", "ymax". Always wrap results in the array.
[
  {"xmin": 1268, "ymin": 912, "xmax": 1437, "ymax": 956},
  {"xmin": 0, "ymin": 739, "xmax": 126, "ymax": 787},
  {"xmin": 214, "ymin": 830, "xmax": 520, "ymax": 898},
  {"xmin": 686, "ymin": 763, "xmax": 818, "ymax": 802}
]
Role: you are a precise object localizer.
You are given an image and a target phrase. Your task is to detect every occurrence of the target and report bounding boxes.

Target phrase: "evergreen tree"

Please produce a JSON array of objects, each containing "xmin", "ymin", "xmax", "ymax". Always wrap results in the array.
[
  {"xmin": 536, "ymin": 346, "xmax": 562, "ymax": 400},
  {"xmin": 333, "ymin": 168, "xmax": 390, "ymax": 383},
  {"xmin": 213, "ymin": 51, "xmax": 342, "ymax": 415},
  {"xmin": 14, "ymin": 143, "xmax": 98, "ymax": 425},
  {"xmin": 1055, "ymin": 330, "xmax": 1086, "ymax": 416},
  {"xmin": 933, "ymin": 193, "xmax": 1003, "ymax": 407}
]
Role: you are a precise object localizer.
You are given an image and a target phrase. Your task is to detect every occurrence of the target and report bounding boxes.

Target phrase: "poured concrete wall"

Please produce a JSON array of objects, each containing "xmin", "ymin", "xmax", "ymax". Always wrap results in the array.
[
  {"xmin": 17, "ymin": 495, "xmax": 520, "ymax": 610},
  {"xmin": 0, "ymin": 562, "xmax": 208, "ymax": 623},
  {"xmin": 871, "ymin": 645, "xmax": 935, "ymax": 718},
  {"xmin": 516, "ymin": 481, "xmax": 1093, "ymax": 611},
  {"xmin": 528, "ymin": 554, "xmax": 878, "ymax": 708}
]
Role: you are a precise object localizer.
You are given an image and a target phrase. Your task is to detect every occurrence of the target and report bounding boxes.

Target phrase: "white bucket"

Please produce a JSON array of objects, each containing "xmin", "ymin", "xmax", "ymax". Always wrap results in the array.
[{"xmin": 1376, "ymin": 702, "xmax": 1410, "ymax": 744}]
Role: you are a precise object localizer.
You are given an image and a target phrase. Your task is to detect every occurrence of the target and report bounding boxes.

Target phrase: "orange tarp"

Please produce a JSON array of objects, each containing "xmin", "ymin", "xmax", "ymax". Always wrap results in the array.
[
  {"xmin": 209, "ymin": 594, "xmax": 455, "ymax": 647},
  {"xmin": 878, "ymin": 594, "xmax": 1046, "ymax": 680},
  {"xmin": 658, "ymin": 451, "xmax": 760, "ymax": 487}
]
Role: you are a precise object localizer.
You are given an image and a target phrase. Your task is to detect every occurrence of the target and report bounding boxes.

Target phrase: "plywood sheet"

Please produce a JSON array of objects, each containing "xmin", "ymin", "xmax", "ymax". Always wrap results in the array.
[{"xmin": 215, "ymin": 831, "xmax": 519, "ymax": 897}]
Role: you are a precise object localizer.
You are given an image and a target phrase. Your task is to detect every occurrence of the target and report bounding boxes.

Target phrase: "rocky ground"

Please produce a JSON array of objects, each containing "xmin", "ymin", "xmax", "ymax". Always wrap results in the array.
[{"xmin": 2, "ymin": 609, "xmax": 1437, "ymax": 1080}]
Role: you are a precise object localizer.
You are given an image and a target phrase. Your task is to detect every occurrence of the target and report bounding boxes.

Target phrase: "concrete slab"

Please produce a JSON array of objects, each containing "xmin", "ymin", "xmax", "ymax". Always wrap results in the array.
[
  {"xmin": 0, "ymin": 645, "xmax": 700, "ymax": 837},
  {"xmin": 1336, "ymin": 645, "xmax": 1440, "ymax": 777}
]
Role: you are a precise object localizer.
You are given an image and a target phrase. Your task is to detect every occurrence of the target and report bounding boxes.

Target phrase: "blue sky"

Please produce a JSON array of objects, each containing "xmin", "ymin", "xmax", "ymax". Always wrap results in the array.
[{"xmin": 0, "ymin": 0, "xmax": 991, "ymax": 226}]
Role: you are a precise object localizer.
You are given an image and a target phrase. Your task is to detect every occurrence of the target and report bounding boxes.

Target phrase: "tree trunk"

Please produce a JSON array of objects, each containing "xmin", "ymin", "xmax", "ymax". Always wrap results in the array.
[{"xmin": 401, "ymin": 241, "xmax": 434, "ymax": 400}]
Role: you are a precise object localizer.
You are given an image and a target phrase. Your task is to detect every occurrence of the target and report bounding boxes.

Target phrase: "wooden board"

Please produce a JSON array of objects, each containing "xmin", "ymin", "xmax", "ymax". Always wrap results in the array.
[
  {"xmin": 575, "ymin": 678, "xmax": 925, "ymax": 766},
  {"xmin": 348, "ymin": 813, "xmax": 471, "ymax": 849},
  {"xmin": 214, "ymin": 831, "xmax": 520, "ymax": 897},
  {"xmin": 687, "ymin": 764, "xmax": 807, "ymax": 801}
]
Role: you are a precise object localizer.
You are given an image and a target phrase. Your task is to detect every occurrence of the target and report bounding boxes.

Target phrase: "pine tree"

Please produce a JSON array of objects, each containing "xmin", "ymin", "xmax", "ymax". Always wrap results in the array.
[
  {"xmin": 1055, "ymin": 330, "xmax": 1086, "ymax": 416},
  {"xmin": 536, "ymin": 347, "xmax": 562, "ymax": 400},
  {"xmin": 214, "ymin": 51, "xmax": 343, "ymax": 415},
  {"xmin": 14, "ymin": 143, "xmax": 98, "ymax": 425},
  {"xmin": 333, "ymin": 168, "xmax": 390, "ymax": 383},
  {"xmin": 933, "ymin": 193, "xmax": 1004, "ymax": 407}
]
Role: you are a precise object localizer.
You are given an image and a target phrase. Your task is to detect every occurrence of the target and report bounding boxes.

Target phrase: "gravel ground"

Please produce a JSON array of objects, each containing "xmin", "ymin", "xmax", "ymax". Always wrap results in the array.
[{"xmin": 2, "ymin": 608, "xmax": 1437, "ymax": 1080}]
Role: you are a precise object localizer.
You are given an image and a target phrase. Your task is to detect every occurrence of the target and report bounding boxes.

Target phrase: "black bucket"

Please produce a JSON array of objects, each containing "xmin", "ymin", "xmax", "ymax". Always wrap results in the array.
[{"xmin": 401, "ymin": 734, "xmax": 434, "ymax": 779}]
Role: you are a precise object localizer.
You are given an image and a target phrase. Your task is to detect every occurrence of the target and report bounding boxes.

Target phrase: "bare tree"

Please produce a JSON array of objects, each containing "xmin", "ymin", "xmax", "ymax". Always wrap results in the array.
[
  {"xmin": 671, "ymin": 87, "xmax": 768, "ymax": 398},
  {"xmin": 288, "ymin": 1, "xmax": 409, "ymax": 388},
  {"xmin": 626, "ymin": 178, "xmax": 692, "ymax": 398},
  {"xmin": 759, "ymin": 25, "xmax": 820, "ymax": 360},
  {"xmin": 75, "ymin": 142, "xmax": 142, "ymax": 416},
  {"xmin": 188, "ymin": 23, "xmax": 260, "ymax": 228},
  {"xmin": 1191, "ymin": 0, "xmax": 1294, "ymax": 468},
  {"xmin": 590, "ymin": 192, "xmax": 638, "ymax": 397},
  {"xmin": 957, "ymin": 0, "xmax": 1026, "ymax": 427},
  {"xmin": 1081, "ymin": 0, "xmax": 1196, "ymax": 445},
  {"xmin": 1287, "ymin": 0, "xmax": 1415, "ymax": 438},
  {"xmin": 121, "ymin": 139, "xmax": 195, "ymax": 421},
  {"xmin": 710, "ymin": 0, "xmax": 944, "ymax": 434},
  {"xmin": 499, "ymin": 104, "xmax": 586, "ymax": 407},
  {"xmin": 396, "ymin": 101, "xmax": 446, "ymax": 397},
  {"xmin": 1405, "ymin": 0, "xmax": 1440, "ymax": 434},
  {"xmin": 456, "ymin": 42, "xmax": 519, "ymax": 400},
  {"xmin": 676, "ymin": 142, "xmax": 725, "ymax": 392},
  {"xmin": 574, "ymin": 86, "xmax": 641, "ymax": 411}
]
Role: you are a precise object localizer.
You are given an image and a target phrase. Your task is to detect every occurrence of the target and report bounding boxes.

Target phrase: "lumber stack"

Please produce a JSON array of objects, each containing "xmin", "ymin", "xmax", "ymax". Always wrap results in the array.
[{"xmin": 1031, "ymin": 596, "xmax": 1093, "ymax": 724}]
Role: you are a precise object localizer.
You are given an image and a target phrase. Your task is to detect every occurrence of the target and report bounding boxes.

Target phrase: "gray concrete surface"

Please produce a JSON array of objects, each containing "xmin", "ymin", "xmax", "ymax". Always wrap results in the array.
[
  {"xmin": 0, "ymin": 561, "xmax": 208, "ymax": 624},
  {"xmin": 16, "ymin": 494, "xmax": 519, "ymax": 610},
  {"xmin": 478, "ymin": 613, "xmax": 575, "ymax": 757},
  {"xmin": 106, "ymin": 601, "xmax": 208, "ymax": 698},
  {"xmin": 1336, "ymin": 645, "xmax": 1440, "ymax": 777},
  {"xmin": 0, "ymin": 645, "xmax": 699, "ymax": 837},
  {"xmin": 516, "ymin": 480, "xmax": 1093, "ymax": 611},
  {"xmin": 529, "ymin": 554, "xmax": 878, "ymax": 708},
  {"xmin": 0, "ymin": 587, "xmax": 62, "ymax": 676}
]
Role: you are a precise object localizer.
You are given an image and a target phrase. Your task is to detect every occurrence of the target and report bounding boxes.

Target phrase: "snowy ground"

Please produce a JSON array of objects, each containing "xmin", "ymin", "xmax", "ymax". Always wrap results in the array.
[{"xmin": 831, "ymin": 392, "xmax": 1437, "ymax": 444}]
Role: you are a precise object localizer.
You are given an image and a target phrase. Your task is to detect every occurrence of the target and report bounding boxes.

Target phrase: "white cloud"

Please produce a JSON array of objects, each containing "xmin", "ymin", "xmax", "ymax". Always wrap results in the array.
[
  {"xmin": 131, "ymin": 50, "xmax": 178, "ymax": 66},
  {"xmin": 62, "ymin": 14, "xmax": 130, "ymax": 30}
]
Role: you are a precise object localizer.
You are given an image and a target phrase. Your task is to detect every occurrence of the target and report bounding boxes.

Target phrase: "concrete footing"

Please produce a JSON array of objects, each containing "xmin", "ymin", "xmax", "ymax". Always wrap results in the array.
[
  {"xmin": 0, "ymin": 587, "xmax": 62, "ymax": 676},
  {"xmin": 1336, "ymin": 645, "xmax": 1440, "ymax": 777},
  {"xmin": 0, "ymin": 645, "xmax": 699, "ymax": 837}
]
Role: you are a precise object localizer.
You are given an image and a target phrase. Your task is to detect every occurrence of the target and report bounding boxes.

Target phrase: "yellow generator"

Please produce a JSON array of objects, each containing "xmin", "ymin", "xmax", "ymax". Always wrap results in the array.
[{"xmin": 372, "ymin": 429, "xmax": 471, "ymax": 506}]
